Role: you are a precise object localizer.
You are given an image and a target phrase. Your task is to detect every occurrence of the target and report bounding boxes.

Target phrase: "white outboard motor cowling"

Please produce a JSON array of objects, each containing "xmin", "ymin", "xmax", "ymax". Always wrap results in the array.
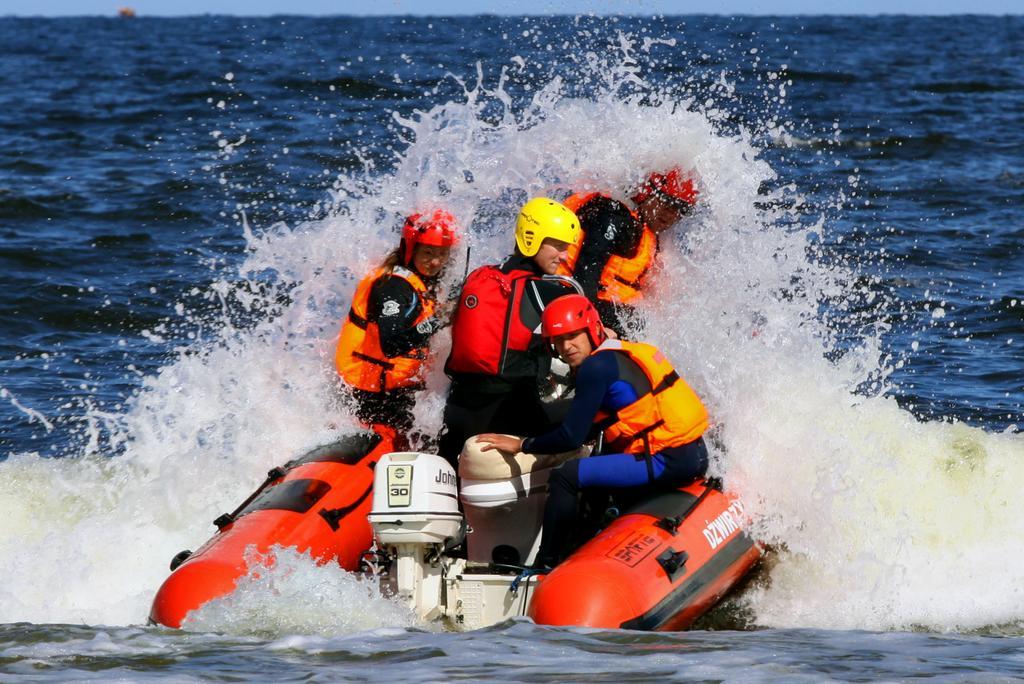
[{"xmin": 369, "ymin": 452, "xmax": 462, "ymax": 545}]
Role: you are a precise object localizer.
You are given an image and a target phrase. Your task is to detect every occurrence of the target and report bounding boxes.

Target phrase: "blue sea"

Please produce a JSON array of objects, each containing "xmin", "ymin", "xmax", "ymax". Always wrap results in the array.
[{"xmin": 2, "ymin": 13, "xmax": 1023, "ymax": 681}]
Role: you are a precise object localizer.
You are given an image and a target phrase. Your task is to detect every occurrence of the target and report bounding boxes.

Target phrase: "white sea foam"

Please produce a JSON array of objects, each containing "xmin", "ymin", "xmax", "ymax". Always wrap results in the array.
[
  {"xmin": 182, "ymin": 547, "xmax": 419, "ymax": 636},
  {"xmin": 1, "ymin": 32, "xmax": 1022, "ymax": 636}
]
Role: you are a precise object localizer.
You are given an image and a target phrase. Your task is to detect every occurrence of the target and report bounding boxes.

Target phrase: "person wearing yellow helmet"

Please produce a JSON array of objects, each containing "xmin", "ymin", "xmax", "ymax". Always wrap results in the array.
[
  {"xmin": 513, "ymin": 197, "xmax": 583, "ymax": 270},
  {"xmin": 438, "ymin": 197, "xmax": 582, "ymax": 466}
]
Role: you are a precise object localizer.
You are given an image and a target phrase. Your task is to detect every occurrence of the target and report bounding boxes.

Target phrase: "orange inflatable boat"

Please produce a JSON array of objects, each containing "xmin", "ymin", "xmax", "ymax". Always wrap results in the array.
[
  {"xmin": 148, "ymin": 428, "xmax": 395, "ymax": 628},
  {"xmin": 151, "ymin": 437, "xmax": 760, "ymax": 632},
  {"xmin": 528, "ymin": 479, "xmax": 761, "ymax": 630}
]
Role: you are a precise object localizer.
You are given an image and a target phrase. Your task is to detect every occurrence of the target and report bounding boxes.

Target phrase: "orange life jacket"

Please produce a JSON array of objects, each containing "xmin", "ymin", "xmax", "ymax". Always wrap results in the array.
[
  {"xmin": 336, "ymin": 266, "xmax": 434, "ymax": 393},
  {"xmin": 557, "ymin": 192, "xmax": 658, "ymax": 305},
  {"xmin": 593, "ymin": 339, "xmax": 708, "ymax": 454}
]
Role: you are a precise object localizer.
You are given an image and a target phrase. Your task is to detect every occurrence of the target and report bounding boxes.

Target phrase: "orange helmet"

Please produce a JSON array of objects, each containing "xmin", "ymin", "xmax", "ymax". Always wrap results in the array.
[
  {"xmin": 401, "ymin": 209, "xmax": 459, "ymax": 266},
  {"xmin": 633, "ymin": 168, "xmax": 699, "ymax": 210},
  {"xmin": 541, "ymin": 294, "xmax": 606, "ymax": 348}
]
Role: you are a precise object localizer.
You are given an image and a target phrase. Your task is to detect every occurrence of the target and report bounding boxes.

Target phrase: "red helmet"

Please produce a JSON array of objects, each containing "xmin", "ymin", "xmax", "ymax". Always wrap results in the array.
[
  {"xmin": 401, "ymin": 209, "xmax": 459, "ymax": 266},
  {"xmin": 633, "ymin": 168, "xmax": 699, "ymax": 210},
  {"xmin": 541, "ymin": 294, "xmax": 606, "ymax": 348}
]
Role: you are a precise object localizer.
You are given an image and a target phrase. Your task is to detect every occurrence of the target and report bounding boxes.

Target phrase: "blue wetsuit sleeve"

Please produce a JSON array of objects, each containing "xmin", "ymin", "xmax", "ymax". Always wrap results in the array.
[{"xmin": 523, "ymin": 352, "xmax": 620, "ymax": 454}]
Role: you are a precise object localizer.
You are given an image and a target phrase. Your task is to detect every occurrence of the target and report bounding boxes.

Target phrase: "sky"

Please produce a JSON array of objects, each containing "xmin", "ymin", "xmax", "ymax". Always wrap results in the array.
[{"xmin": 2, "ymin": 0, "xmax": 1021, "ymax": 14}]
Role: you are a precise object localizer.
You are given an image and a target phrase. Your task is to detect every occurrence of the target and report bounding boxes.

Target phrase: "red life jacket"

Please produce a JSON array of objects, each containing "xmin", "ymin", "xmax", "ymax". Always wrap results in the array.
[{"xmin": 445, "ymin": 264, "xmax": 538, "ymax": 378}]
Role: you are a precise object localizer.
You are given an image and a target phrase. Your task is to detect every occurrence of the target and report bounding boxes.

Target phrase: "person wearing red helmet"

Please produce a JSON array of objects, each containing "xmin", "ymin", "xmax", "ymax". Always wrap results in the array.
[
  {"xmin": 557, "ymin": 168, "xmax": 699, "ymax": 337},
  {"xmin": 477, "ymin": 293, "xmax": 710, "ymax": 568},
  {"xmin": 336, "ymin": 209, "xmax": 459, "ymax": 432}
]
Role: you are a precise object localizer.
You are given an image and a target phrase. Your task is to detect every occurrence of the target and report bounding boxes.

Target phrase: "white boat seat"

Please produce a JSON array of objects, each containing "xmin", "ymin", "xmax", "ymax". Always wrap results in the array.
[{"xmin": 457, "ymin": 436, "xmax": 590, "ymax": 565}]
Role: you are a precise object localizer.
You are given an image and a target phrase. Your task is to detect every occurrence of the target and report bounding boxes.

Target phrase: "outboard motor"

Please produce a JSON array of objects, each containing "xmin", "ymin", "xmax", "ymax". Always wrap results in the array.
[{"xmin": 368, "ymin": 452, "xmax": 462, "ymax": 620}]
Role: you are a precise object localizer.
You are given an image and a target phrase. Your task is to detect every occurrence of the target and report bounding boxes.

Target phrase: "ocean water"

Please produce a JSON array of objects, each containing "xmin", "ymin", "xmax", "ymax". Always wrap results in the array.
[{"xmin": 1, "ymin": 13, "xmax": 1023, "ymax": 681}]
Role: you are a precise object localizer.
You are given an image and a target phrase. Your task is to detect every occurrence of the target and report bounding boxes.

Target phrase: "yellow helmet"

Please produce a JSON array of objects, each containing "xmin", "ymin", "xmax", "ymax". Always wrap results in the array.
[{"xmin": 515, "ymin": 197, "xmax": 581, "ymax": 257}]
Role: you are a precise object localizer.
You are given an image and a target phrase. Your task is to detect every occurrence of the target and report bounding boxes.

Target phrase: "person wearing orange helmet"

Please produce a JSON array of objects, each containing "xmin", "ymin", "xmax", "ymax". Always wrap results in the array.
[
  {"xmin": 336, "ymin": 209, "xmax": 459, "ymax": 432},
  {"xmin": 558, "ymin": 168, "xmax": 699, "ymax": 336},
  {"xmin": 477, "ymin": 293, "xmax": 710, "ymax": 567}
]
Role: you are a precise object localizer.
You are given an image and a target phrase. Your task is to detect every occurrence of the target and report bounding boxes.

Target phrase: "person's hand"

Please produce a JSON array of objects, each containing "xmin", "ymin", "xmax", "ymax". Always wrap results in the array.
[
  {"xmin": 476, "ymin": 433, "xmax": 524, "ymax": 453},
  {"xmin": 603, "ymin": 326, "xmax": 619, "ymax": 340}
]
